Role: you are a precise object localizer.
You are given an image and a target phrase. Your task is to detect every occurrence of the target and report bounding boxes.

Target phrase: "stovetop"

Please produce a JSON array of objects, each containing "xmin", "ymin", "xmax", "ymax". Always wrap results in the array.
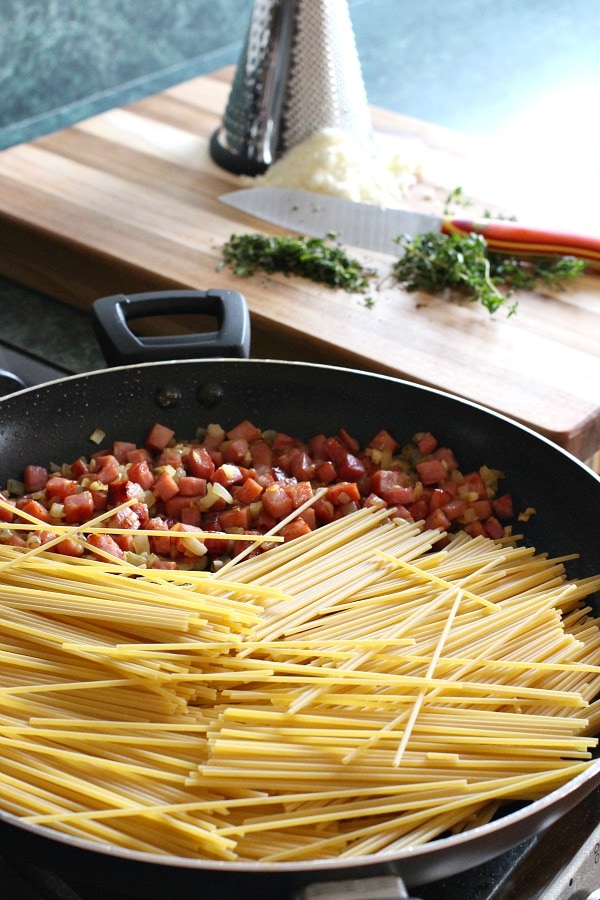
[{"xmin": 0, "ymin": 342, "xmax": 598, "ymax": 900}]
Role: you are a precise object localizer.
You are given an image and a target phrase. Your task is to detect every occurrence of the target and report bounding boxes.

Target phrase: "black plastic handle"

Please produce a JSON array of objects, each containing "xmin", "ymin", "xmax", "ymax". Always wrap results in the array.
[{"xmin": 91, "ymin": 290, "xmax": 251, "ymax": 366}]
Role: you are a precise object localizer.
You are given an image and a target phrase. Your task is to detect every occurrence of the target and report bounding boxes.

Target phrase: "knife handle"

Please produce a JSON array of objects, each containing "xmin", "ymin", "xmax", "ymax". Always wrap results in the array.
[{"xmin": 442, "ymin": 218, "xmax": 600, "ymax": 265}]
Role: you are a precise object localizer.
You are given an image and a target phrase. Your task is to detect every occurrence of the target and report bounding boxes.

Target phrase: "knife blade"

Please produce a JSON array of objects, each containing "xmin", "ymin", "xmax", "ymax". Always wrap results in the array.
[{"xmin": 220, "ymin": 187, "xmax": 600, "ymax": 264}]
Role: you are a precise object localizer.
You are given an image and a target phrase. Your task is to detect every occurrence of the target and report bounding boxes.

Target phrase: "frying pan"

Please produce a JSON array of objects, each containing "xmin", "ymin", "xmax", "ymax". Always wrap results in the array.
[{"xmin": 0, "ymin": 290, "xmax": 598, "ymax": 899}]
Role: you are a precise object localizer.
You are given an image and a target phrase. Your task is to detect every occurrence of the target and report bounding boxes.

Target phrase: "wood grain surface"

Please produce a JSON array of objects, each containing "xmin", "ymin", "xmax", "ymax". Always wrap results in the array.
[{"xmin": 0, "ymin": 67, "xmax": 598, "ymax": 464}]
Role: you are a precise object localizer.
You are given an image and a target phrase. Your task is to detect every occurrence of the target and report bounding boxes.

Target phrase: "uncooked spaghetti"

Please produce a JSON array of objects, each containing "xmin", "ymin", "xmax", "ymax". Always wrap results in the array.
[{"xmin": 0, "ymin": 505, "xmax": 597, "ymax": 862}]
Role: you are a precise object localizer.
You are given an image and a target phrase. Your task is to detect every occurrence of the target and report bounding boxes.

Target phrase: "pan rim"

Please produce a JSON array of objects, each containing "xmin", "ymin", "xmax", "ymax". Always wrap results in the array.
[{"xmin": 0, "ymin": 759, "xmax": 598, "ymax": 875}]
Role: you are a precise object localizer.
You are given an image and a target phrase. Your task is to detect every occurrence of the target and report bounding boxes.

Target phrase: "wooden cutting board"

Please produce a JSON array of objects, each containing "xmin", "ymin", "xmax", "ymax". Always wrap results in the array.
[{"xmin": 0, "ymin": 67, "xmax": 598, "ymax": 464}]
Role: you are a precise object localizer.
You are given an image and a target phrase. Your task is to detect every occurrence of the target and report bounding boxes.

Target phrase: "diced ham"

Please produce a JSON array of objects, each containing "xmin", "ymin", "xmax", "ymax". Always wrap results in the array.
[
  {"xmin": 23, "ymin": 465, "xmax": 48, "ymax": 493},
  {"xmin": 3, "ymin": 420, "xmax": 515, "ymax": 571},
  {"xmin": 153, "ymin": 471, "xmax": 180, "ymax": 502},
  {"xmin": 184, "ymin": 446, "xmax": 215, "ymax": 479},
  {"xmin": 63, "ymin": 491, "xmax": 95, "ymax": 523},
  {"xmin": 87, "ymin": 533, "xmax": 126, "ymax": 560},
  {"xmin": 146, "ymin": 423, "xmax": 175, "ymax": 452},
  {"xmin": 416, "ymin": 459, "xmax": 448, "ymax": 485},
  {"xmin": 45, "ymin": 476, "xmax": 78, "ymax": 502},
  {"xmin": 112, "ymin": 441, "xmax": 137, "ymax": 463},
  {"xmin": 128, "ymin": 460, "xmax": 155, "ymax": 490}
]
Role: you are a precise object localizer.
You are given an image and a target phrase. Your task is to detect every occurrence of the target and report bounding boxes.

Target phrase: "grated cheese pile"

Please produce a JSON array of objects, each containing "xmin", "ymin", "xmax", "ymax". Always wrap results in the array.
[{"xmin": 243, "ymin": 127, "xmax": 419, "ymax": 207}]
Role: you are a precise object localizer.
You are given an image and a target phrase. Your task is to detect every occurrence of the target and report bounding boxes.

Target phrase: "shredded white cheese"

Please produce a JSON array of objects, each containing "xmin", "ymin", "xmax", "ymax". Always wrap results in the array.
[{"xmin": 243, "ymin": 128, "xmax": 419, "ymax": 207}]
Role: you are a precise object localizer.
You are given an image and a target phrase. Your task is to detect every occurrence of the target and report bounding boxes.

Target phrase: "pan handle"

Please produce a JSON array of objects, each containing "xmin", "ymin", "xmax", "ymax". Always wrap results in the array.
[{"xmin": 91, "ymin": 289, "xmax": 251, "ymax": 366}]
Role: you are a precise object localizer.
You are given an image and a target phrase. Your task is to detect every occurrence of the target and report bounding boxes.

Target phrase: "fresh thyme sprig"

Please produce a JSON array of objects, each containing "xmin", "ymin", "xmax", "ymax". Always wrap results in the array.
[
  {"xmin": 391, "ymin": 230, "xmax": 586, "ymax": 315},
  {"xmin": 390, "ymin": 189, "xmax": 586, "ymax": 315},
  {"xmin": 391, "ymin": 230, "xmax": 513, "ymax": 314}
]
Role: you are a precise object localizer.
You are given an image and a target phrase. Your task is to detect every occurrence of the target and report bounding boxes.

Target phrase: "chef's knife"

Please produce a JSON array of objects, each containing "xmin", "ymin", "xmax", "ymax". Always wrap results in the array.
[{"xmin": 220, "ymin": 187, "xmax": 600, "ymax": 264}]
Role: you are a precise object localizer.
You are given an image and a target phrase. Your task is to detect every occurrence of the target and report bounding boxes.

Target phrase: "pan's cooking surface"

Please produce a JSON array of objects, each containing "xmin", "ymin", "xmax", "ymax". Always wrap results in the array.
[{"xmin": 0, "ymin": 357, "xmax": 598, "ymax": 897}]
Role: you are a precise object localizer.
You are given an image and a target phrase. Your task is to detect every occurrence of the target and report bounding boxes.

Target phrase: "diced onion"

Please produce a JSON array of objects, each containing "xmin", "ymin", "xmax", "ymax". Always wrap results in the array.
[
  {"xmin": 132, "ymin": 533, "xmax": 150, "ymax": 556},
  {"xmin": 124, "ymin": 551, "xmax": 148, "ymax": 567},
  {"xmin": 178, "ymin": 535, "xmax": 208, "ymax": 557},
  {"xmin": 199, "ymin": 482, "xmax": 233, "ymax": 510},
  {"xmin": 88, "ymin": 428, "xmax": 106, "ymax": 445}
]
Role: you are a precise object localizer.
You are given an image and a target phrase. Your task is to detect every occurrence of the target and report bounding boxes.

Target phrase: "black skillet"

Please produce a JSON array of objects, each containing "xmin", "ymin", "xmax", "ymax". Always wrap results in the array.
[{"xmin": 0, "ymin": 290, "xmax": 598, "ymax": 899}]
